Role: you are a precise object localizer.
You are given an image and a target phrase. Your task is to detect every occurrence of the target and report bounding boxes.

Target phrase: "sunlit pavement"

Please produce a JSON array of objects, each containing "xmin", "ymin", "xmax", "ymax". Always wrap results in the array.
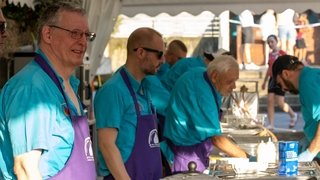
[{"xmin": 267, "ymin": 111, "xmax": 304, "ymax": 133}]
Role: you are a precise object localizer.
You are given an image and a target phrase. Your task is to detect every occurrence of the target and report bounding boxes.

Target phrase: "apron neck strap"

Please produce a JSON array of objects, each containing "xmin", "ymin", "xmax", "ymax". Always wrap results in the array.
[{"xmin": 120, "ymin": 68, "xmax": 141, "ymax": 116}]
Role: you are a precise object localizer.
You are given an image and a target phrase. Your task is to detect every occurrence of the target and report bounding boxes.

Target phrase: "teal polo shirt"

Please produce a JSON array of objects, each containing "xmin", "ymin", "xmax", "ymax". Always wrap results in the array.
[
  {"xmin": 144, "ymin": 75, "xmax": 170, "ymax": 116},
  {"xmin": 156, "ymin": 62, "xmax": 170, "ymax": 80},
  {"xmin": 161, "ymin": 56, "xmax": 206, "ymax": 91},
  {"xmin": 163, "ymin": 68, "xmax": 222, "ymax": 146},
  {"xmin": 0, "ymin": 49, "xmax": 81, "ymax": 179},
  {"xmin": 299, "ymin": 67, "xmax": 320, "ymax": 157},
  {"xmin": 94, "ymin": 67, "xmax": 152, "ymax": 176}
]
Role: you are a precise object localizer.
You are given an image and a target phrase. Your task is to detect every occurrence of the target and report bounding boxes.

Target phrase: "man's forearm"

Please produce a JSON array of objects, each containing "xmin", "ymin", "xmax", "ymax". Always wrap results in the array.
[
  {"xmin": 211, "ymin": 135, "xmax": 247, "ymax": 158},
  {"xmin": 101, "ymin": 143, "xmax": 130, "ymax": 180},
  {"xmin": 308, "ymin": 122, "xmax": 320, "ymax": 155}
]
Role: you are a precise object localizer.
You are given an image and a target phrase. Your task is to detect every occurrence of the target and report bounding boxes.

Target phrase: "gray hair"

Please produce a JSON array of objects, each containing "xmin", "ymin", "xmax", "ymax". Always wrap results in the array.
[
  {"xmin": 37, "ymin": 2, "xmax": 86, "ymax": 43},
  {"xmin": 207, "ymin": 55, "xmax": 239, "ymax": 75}
]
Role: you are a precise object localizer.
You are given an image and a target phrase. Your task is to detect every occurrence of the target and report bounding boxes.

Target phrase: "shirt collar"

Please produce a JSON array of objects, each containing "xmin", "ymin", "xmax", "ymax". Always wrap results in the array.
[
  {"xmin": 35, "ymin": 49, "xmax": 80, "ymax": 92},
  {"xmin": 122, "ymin": 67, "xmax": 143, "ymax": 94}
]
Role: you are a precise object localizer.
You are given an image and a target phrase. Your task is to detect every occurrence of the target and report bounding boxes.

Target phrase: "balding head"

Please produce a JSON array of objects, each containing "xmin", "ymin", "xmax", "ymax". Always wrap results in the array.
[
  {"xmin": 165, "ymin": 39, "xmax": 187, "ymax": 66},
  {"xmin": 125, "ymin": 27, "xmax": 165, "ymax": 80},
  {"xmin": 127, "ymin": 27, "xmax": 162, "ymax": 56}
]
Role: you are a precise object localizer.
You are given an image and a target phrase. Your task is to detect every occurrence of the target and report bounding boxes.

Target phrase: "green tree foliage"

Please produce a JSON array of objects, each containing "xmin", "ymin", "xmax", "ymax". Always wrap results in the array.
[{"xmin": 2, "ymin": 0, "xmax": 82, "ymax": 54}]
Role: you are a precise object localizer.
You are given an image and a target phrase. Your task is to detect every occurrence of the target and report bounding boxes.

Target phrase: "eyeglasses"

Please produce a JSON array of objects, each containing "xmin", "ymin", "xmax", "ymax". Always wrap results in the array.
[
  {"xmin": 133, "ymin": 47, "xmax": 164, "ymax": 59},
  {"xmin": 0, "ymin": 22, "xmax": 7, "ymax": 34},
  {"xmin": 49, "ymin": 25, "xmax": 96, "ymax": 42}
]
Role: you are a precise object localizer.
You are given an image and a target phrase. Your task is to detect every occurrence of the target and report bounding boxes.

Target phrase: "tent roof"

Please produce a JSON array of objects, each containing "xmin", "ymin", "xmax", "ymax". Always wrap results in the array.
[
  {"xmin": 121, "ymin": 0, "xmax": 320, "ymax": 16},
  {"xmin": 8, "ymin": 0, "xmax": 320, "ymax": 16}
]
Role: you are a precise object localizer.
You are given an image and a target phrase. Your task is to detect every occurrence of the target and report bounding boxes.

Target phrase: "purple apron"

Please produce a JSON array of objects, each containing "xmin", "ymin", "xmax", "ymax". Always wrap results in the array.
[
  {"xmin": 170, "ymin": 72, "xmax": 221, "ymax": 173},
  {"xmin": 104, "ymin": 69, "xmax": 162, "ymax": 180},
  {"xmin": 35, "ymin": 55, "xmax": 96, "ymax": 180}
]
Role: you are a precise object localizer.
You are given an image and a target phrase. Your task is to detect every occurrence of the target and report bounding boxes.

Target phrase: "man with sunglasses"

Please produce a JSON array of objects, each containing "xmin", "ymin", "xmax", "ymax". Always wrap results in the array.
[
  {"xmin": 272, "ymin": 55, "xmax": 320, "ymax": 163},
  {"xmin": 0, "ymin": 3, "xmax": 96, "ymax": 179},
  {"xmin": 94, "ymin": 27, "xmax": 165, "ymax": 180}
]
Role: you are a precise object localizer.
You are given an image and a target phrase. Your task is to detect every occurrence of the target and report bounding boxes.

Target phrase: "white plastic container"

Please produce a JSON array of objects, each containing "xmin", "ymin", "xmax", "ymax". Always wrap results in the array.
[
  {"xmin": 257, "ymin": 140, "xmax": 267, "ymax": 163},
  {"xmin": 266, "ymin": 138, "xmax": 276, "ymax": 163}
]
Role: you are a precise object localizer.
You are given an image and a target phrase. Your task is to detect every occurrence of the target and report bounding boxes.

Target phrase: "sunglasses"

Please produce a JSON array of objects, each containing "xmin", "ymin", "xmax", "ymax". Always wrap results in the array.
[
  {"xmin": 134, "ymin": 47, "xmax": 164, "ymax": 59},
  {"xmin": 49, "ymin": 25, "xmax": 96, "ymax": 42},
  {"xmin": 0, "ymin": 22, "xmax": 7, "ymax": 34}
]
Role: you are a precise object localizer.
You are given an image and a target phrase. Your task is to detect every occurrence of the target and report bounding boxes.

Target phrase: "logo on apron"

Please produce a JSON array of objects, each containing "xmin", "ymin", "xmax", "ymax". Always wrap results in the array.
[
  {"xmin": 60, "ymin": 103, "xmax": 70, "ymax": 116},
  {"xmin": 148, "ymin": 129, "xmax": 160, "ymax": 148},
  {"xmin": 84, "ymin": 137, "xmax": 94, "ymax": 161}
]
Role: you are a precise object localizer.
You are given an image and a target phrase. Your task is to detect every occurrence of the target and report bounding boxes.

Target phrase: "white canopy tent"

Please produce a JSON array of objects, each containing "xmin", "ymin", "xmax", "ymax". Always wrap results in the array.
[{"xmin": 8, "ymin": 0, "xmax": 320, "ymax": 81}]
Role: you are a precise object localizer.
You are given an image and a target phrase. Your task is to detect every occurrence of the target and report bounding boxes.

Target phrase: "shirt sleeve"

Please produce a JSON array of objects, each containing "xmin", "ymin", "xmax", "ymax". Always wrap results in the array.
[
  {"xmin": 4, "ymin": 86, "xmax": 53, "ymax": 156},
  {"xmin": 301, "ymin": 78, "xmax": 320, "ymax": 122},
  {"xmin": 94, "ymin": 84, "xmax": 124, "ymax": 129},
  {"xmin": 195, "ymin": 83, "xmax": 222, "ymax": 136}
]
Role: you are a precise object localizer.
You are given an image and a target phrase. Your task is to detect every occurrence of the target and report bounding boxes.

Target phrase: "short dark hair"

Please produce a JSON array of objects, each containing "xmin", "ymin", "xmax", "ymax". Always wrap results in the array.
[
  {"xmin": 267, "ymin": 34, "xmax": 278, "ymax": 42},
  {"xmin": 272, "ymin": 55, "xmax": 303, "ymax": 78},
  {"xmin": 37, "ymin": 2, "xmax": 86, "ymax": 43}
]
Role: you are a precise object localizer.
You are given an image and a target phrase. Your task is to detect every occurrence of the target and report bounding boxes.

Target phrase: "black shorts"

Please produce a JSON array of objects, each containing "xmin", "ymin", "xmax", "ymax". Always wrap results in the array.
[
  {"xmin": 241, "ymin": 27, "xmax": 254, "ymax": 44},
  {"xmin": 296, "ymin": 38, "xmax": 306, "ymax": 49},
  {"xmin": 268, "ymin": 77, "xmax": 285, "ymax": 96}
]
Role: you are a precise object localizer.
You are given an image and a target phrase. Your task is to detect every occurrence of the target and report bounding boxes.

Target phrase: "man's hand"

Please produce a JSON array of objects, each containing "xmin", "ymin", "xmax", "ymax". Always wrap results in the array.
[
  {"xmin": 14, "ymin": 149, "xmax": 42, "ymax": 180},
  {"xmin": 298, "ymin": 149, "xmax": 316, "ymax": 162}
]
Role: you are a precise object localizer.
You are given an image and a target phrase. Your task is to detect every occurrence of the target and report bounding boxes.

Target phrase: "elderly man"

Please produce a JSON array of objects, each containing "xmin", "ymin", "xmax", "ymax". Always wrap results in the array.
[
  {"xmin": 163, "ymin": 55, "xmax": 248, "ymax": 173},
  {"xmin": 94, "ymin": 27, "xmax": 165, "ymax": 180},
  {"xmin": 272, "ymin": 55, "xmax": 320, "ymax": 162},
  {"xmin": 0, "ymin": 3, "xmax": 96, "ymax": 179}
]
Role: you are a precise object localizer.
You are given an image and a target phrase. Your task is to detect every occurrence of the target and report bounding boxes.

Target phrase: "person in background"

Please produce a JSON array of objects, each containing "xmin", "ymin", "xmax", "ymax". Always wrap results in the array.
[
  {"xmin": 156, "ymin": 39, "xmax": 187, "ymax": 80},
  {"xmin": 259, "ymin": 9, "xmax": 276, "ymax": 66},
  {"xmin": 294, "ymin": 13, "xmax": 309, "ymax": 63},
  {"xmin": 163, "ymin": 55, "xmax": 248, "ymax": 173},
  {"xmin": 272, "ymin": 55, "xmax": 320, "ymax": 163},
  {"xmin": 277, "ymin": 9, "xmax": 297, "ymax": 55},
  {"xmin": 94, "ymin": 27, "xmax": 165, "ymax": 180},
  {"xmin": 161, "ymin": 48, "xmax": 230, "ymax": 91},
  {"xmin": 0, "ymin": 2, "xmax": 96, "ymax": 180},
  {"xmin": 261, "ymin": 35, "xmax": 297, "ymax": 130},
  {"xmin": 239, "ymin": 10, "xmax": 259, "ymax": 70}
]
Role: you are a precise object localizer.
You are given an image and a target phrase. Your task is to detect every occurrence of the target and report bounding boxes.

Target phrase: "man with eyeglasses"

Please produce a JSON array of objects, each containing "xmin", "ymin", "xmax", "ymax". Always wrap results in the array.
[
  {"xmin": 272, "ymin": 55, "xmax": 320, "ymax": 163},
  {"xmin": 94, "ymin": 27, "xmax": 165, "ymax": 179},
  {"xmin": 0, "ymin": 3, "xmax": 96, "ymax": 180}
]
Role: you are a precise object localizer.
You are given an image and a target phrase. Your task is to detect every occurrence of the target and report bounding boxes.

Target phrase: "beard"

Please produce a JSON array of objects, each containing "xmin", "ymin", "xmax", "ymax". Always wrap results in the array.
[
  {"xmin": 283, "ymin": 78, "xmax": 299, "ymax": 94},
  {"xmin": 142, "ymin": 57, "xmax": 157, "ymax": 75}
]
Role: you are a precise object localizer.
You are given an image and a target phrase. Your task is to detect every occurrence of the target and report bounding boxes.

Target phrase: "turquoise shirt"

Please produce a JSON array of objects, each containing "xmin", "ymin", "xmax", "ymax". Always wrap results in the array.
[
  {"xmin": 299, "ymin": 67, "xmax": 320, "ymax": 157},
  {"xmin": 156, "ymin": 62, "xmax": 170, "ymax": 80},
  {"xmin": 144, "ymin": 75, "xmax": 170, "ymax": 116},
  {"xmin": 163, "ymin": 68, "xmax": 222, "ymax": 146},
  {"xmin": 161, "ymin": 56, "xmax": 206, "ymax": 91},
  {"xmin": 94, "ymin": 67, "xmax": 152, "ymax": 176},
  {"xmin": 0, "ymin": 49, "xmax": 82, "ymax": 179}
]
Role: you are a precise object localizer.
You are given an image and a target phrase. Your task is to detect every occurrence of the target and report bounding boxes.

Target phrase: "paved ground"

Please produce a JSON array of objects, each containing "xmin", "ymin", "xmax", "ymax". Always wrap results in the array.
[{"xmin": 267, "ymin": 111, "xmax": 304, "ymax": 133}]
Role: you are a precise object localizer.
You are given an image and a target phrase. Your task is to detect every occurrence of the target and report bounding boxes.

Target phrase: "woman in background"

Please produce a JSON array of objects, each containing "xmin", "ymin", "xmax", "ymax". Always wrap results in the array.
[{"xmin": 262, "ymin": 34, "xmax": 298, "ymax": 130}]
